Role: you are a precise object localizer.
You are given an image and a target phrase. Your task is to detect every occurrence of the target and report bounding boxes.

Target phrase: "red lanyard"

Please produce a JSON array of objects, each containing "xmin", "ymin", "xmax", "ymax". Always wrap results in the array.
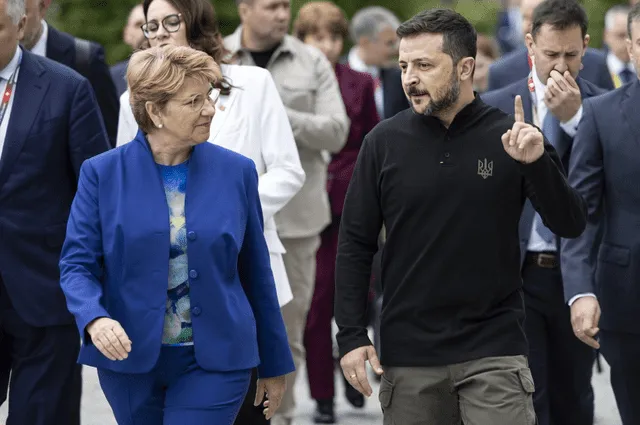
[{"xmin": 0, "ymin": 51, "xmax": 22, "ymax": 128}]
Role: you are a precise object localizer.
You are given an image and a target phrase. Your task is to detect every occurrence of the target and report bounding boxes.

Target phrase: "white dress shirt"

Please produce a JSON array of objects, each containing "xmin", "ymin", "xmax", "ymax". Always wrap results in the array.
[
  {"xmin": 29, "ymin": 21, "xmax": 48, "ymax": 57},
  {"xmin": 527, "ymin": 67, "xmax": 595, "ymax": 306},
  {"xmin": 117, "ymin": 64, "xmax": 305, "ymax": 307},
  {"xmin": 348, "ymin": 47, "xmax": 384, "ymax": 119},
  {"xmin": 0, "ymin": 47, "xmax": 22, "ymax": 159},
  {"xmin": 526, "ymin": 66, "xmax": 583, "ymax": 253}
]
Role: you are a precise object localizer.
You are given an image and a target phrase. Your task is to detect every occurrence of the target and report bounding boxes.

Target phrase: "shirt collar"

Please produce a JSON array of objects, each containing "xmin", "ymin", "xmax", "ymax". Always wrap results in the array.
[
  {"xmin": 226, "ymin": 25, "xmax": 294, "ymax": 57},
  {"xmin": 418, "ymin": 92, "xmax": 485, "ymax": 130},
  {"xmin": 0, "ymin": 46, "xmax": 22, "ymax": 81},
  {"xmin": 606, "ymin": 51, "xmax": 634, "ymax": 75},
  {"xmin": 348, "ymin": 47, "xmax": 379, "ymax": 78},
  {"xmin": 29, "ymin": 21, "xmax": 48, "ymax": 57}
]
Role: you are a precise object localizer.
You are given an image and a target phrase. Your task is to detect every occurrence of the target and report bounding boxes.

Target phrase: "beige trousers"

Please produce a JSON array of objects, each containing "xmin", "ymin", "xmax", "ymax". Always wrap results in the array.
[{"xmin": 276, "ymin": 235, "xmax": 321, "ymax": 419}]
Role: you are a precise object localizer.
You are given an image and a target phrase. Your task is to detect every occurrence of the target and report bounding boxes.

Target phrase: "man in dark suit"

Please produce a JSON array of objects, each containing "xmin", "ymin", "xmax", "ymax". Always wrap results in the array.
[
  {"xmin": 561, "ymin": 4, "xmax": 640, "ymax": 424},
  {"xmin": 344, "ymin": 6, "xmax": 408, "ymax": 120},
  {"xmin": 21, "ymin": 0, "xmax": 119, "ymax": 148},
  {"xmin": 487, "ymin": 0, "xmax": 614, "ymax": 91},
  {"xmin": 0, "ymin": 0, "xmax": 110, "ymax": 423},
  {"xmin": 482, "ymin": 1, "xmax": 605, "ymax": 424}
]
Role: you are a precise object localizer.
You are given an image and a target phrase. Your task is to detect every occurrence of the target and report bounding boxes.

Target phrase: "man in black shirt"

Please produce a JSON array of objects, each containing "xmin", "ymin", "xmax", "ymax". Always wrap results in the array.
[{"xmin": 335, "ymin": 8, "xmax": 587, "ymax": 425}]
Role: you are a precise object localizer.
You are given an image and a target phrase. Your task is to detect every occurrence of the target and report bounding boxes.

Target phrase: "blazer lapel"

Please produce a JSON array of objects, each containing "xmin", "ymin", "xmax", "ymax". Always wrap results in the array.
[
  {"xmin": 208, "ymin": 65, "xmax": 241, "ymax": 143},
  {"xmin": 621, "ymin": 80, "xmax": 640, "ymax": 143},
  {"xmin": 0, "ymin": 51, "xmax": 48, "ymax": 189}
]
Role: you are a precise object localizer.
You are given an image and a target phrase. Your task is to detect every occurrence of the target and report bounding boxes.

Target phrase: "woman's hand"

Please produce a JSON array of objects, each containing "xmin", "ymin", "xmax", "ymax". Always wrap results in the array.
[
  {"xmin": 254, "ymin": 374, "xmax": 287, "ymax": 420},
  {"xmin": 86, "ymin": 317, "xmax": 132, "ymax": 361}
]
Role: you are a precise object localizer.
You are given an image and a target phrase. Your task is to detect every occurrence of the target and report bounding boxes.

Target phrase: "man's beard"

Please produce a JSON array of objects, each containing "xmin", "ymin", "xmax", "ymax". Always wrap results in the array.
[{"xmin": 409, "ymin": 73, "xmax": 460, "ymax": 117}]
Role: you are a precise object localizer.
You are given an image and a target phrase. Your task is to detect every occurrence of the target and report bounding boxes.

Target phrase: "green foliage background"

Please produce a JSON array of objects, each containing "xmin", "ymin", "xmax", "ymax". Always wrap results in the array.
[{"xmin": 46, "ymin": 0, "xmax": 623, "ymax": 66}]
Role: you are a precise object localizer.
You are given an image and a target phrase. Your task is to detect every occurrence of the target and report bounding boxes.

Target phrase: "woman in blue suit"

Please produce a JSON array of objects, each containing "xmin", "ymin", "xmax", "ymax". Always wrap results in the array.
[{"xmin": 59, "ymin": 44, "xmax": 294, "ymax": 425}]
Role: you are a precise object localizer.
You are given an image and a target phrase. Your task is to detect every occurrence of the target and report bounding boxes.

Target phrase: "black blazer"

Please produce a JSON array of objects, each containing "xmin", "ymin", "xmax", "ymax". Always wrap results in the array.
[{"xmin": 46, "ymin": 25, "xmax": 119, "ymax": 148}]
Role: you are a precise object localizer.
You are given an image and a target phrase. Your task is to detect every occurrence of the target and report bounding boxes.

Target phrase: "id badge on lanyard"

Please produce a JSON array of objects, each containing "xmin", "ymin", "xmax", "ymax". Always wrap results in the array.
[
  {"xmin": 528, "ymin": 71, "xmax": 542, "ymax": 128},
  {"xmin": 0, "ymin": 49, "xmax": 22, "ymax": 128}
]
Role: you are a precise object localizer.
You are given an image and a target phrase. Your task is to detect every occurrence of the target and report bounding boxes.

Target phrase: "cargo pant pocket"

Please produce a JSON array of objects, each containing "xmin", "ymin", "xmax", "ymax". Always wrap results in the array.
[
  {"xmin": 378, "ymin": 374, "xmax": 395, "ymax": 425},
  {"xmin": 518, "ymin": 367, "xmax": 538, "ymax": 425}
]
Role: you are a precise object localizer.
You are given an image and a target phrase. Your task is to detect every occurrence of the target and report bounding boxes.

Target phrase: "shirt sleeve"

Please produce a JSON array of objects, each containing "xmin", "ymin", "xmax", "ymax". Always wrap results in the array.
[
  {"xmin": 334, "ymin": 134, "xmax": 383, "ymax": 358},
  {"xmin": 559, "ymin": 105, "xmax": 583, "ymax": 137}
]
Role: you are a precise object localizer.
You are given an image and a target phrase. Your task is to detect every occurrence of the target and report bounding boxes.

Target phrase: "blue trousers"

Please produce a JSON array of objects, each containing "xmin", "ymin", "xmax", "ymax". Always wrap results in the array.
[{"xmin": 98, "ymin": 346, "xmax": 252, "ymax": 425}]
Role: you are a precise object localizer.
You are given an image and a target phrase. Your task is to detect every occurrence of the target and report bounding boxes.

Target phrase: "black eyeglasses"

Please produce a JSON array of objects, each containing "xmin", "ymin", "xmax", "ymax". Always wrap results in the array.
[{"xmin": 141, "ymin": 13, "xmax": 182, "ymax": 39}]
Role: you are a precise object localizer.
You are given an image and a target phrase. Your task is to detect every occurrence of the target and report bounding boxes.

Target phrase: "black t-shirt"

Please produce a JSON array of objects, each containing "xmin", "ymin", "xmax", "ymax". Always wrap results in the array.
[
  {"xmin": 334, "ymin": 95, "xmax": 586, "ymax": 367},
  {"xmin": 249, "ymin": 43, "xmax": 280, "ymax": 69}
]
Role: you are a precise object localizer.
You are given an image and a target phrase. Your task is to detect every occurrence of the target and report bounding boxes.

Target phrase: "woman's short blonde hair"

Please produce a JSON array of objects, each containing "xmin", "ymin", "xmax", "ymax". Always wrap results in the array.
[
  {"xmin": 127, "ymin": 44, "xmax": 222, "ymax": 134},
  {"xmin": 293, "ymin": 1, "xmax": 349, "ymax": 41}
]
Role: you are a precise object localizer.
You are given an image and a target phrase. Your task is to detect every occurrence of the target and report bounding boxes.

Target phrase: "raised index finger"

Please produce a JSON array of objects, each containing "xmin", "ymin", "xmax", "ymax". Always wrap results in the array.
[{"xmin": 514, "ymin": 95, "xmax": 525, "ymax": 123}]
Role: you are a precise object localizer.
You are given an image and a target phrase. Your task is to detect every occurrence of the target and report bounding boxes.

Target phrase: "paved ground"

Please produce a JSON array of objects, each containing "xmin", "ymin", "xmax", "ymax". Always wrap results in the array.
[{"xmin": 0, "ymin": 356, "xmax": 623, "ymax": 424}]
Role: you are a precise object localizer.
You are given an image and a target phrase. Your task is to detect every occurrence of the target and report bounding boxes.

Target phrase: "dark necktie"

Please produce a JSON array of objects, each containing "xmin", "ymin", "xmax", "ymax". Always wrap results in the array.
[
  {"xmin": 620, "ymin": 68, "xmax": 635, "ymax": 84},
  {"xmin": 534, "ymin": 111, "xmax": 558, "ymax": 243}
]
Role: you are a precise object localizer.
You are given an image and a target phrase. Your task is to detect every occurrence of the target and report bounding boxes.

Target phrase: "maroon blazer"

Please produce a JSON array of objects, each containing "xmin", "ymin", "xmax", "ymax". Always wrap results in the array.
[{"xmin": 328, "ymin": 63, "xmax": 380, "ymax": 216}]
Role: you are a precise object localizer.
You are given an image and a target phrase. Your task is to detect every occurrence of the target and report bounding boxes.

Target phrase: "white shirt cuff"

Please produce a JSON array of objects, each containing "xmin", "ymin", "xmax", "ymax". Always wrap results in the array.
[
  {"xmin": 559, "ymin": 105, "xmax": 583, "ymax": 137},
  {"xmin": 568, "ymin": 292, "xmax": 596, "ymax": 306}
]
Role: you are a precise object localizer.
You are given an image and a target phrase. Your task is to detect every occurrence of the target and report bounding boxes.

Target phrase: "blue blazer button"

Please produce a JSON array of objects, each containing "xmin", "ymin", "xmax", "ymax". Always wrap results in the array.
[
  {"xmin": 192, "ymin": 306, "xmax": 201, "ymax": 316},
  {"xmin": 189, "ymin": 270, "xmax": 198, "ymax": 279},
  {"xmin": 187, "ymin": 231, "xmax": 196, "ymax": 240}
]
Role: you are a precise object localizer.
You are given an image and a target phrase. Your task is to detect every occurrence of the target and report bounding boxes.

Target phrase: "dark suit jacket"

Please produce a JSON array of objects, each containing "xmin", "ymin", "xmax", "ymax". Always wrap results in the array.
[
  {"xmin": 379, "ymin": 67, "xmax": 409, "ymax": 119},
  {"xmin": 46, "ymin": 25, "xmax": 119, "ymax": 148},
  {"xmin": 338, "ymin": 55, "xmax": 408, "ymax": 120},
  {"xmin": 328, "ymin": 64, "xmax": 380, "ymax": 216},
  {"xmin": 561, "ymin": 79, "xmax": 640, "ymax": 332},
  {"xmin": 487, "ymin": 47, "xmax": 615, "ymax": 92},
  {"xmin": 110, "ymin": 59, "xmax": 128, "ymax": 97},
  {"xmin": 481, "ymin": 76, "xmax": 605, "ymax": 266},
  {"xmin": 495, "ymin": 9, "xmax": 522, "ymax": 55},
  {"xmin": 0, "ymin": 48, "xmax": 110, "ymax": 327}
]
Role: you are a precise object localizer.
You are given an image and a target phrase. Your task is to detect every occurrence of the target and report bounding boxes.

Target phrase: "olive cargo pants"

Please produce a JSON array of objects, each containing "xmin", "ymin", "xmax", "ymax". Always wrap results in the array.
[{"xmin": 379, "ymin": 355, "xmax": 537, "ymax": 425}]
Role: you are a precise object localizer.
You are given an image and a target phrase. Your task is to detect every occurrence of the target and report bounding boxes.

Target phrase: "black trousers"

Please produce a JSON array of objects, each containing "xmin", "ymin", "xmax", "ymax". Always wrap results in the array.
[
  {"xmin": 0, "ymin": 275, "xmax": 82, "ymax": 425},
  {"xmin": 233, "ymin": 368, "xmax": 269, "ymax": 425},
  {"xmin": 599, "ymin": 330, "xmax": 640, "ymax": 425},
  {"xmin": 521, "ymin": 262, "xmax": 595, "ymax": 425}
]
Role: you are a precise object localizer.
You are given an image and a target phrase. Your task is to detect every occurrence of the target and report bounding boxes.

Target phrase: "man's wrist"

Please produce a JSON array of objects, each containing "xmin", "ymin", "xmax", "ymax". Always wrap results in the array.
[{"xmin": 568, "ymin": 293, "xmax": 596, "ymax": 306}]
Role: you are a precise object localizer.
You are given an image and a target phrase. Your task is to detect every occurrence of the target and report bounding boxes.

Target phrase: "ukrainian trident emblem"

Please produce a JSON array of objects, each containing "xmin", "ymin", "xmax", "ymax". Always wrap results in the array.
[{"xmin": 477, "ymin": 159, "xmax": 493, "ymax": 179}]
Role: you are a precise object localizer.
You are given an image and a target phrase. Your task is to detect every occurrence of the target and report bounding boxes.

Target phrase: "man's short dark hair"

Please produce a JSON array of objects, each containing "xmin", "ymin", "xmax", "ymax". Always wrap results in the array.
[
  {"xmin": 396, "ymin": 8, "xmax": 477, "ymax": 64},
  {"xmin": 530, "ymin": 0, "xmax": 588, "ymax": 39},
  {"xmin": 628, "ymin": 3, "xmax": 640, "ymax": 38}
]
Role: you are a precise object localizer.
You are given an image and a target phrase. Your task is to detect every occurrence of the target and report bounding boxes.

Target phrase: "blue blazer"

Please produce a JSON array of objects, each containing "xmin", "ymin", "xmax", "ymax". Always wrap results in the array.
[
  {"xmin": 0, "ymin": 48, "xmax": 109, "ymax": 327},
  {"xmin": 59, "ymin": 130, "xmax": 295, "ymax": 378},
  {"xmin": 482, "ymin": 77, "xmax": 605, "ymax": 266},
  {"xmin": 487, "ymin": 47, "xmax": 614, "ymax": 92},
  {"xmin": 561, "ymin": 79, "xmax": 640, "ymax": 333}
]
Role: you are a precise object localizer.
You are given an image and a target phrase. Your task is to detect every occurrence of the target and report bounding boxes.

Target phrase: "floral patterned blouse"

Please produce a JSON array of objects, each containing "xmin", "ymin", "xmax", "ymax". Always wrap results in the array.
[{"xmin": 158, "ymin": 160, "xmax": 193, "ymax": 346}]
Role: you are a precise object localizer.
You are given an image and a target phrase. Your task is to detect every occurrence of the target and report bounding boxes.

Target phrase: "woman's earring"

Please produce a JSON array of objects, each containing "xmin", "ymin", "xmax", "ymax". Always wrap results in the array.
[{"xmin": 157, "ymin": 123, "xmax": 163, "ymax": 129}]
